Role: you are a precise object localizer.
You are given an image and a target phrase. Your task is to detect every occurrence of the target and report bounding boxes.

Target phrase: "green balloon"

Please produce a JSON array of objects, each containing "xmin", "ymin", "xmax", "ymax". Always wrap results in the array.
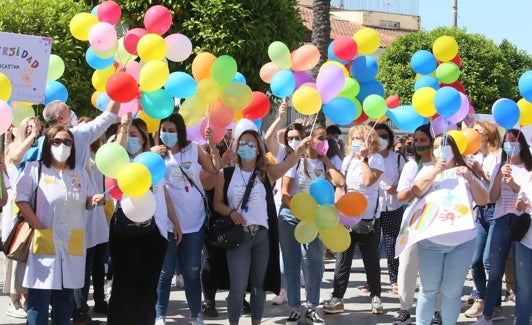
[
  {"xmin": 363, "ymin": 94, "xmax": 387, "ymax": 119},
  {"xmin": 47, "ymin": 54, "xmax": 65, "ymax": 81},
  {"xmin": 294, "ymin": 221, "xmax": 319, "ymax": 244},
  {"xmin": 211, "ymin": 55, "xmax": 237, "ymax": 87},
  {"xmin": 314, "ymin": 204, "xmax": 339, "ymax": 230},
  {"xmin": 340, "ymin": 78, "xmax": 360, "ymax": 98},
  {"xmin": 95, "ymin": 142, "xmax": 130, "ymax": 179},
  {"xmin": 435, "ymin": 62, "xmax": 460, "ymax": 84}
]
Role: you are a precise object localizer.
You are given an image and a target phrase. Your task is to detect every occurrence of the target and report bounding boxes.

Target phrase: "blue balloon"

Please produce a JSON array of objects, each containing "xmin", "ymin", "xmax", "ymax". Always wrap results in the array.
[
  {"xmin": 433, "ymin": 86, "xmax": 461, "ymax": 118},
  {"xmin": 140, "ymin": 89, "xmax": 174, "ymax": 119},
  {"xmin": 44, "ymin": 80, "xmax": 68, "ymax": 105},
  {"xmin": 327, "ymin": 42, "xmax": 348, "ymax": 64},
  {"xmin": 414, "ymin": 75, "xmax": 440, "ymax": 91},
  {"xmin": 410, "ymin": 50, "xmax": 437, "ymax": 75},
  {"xmin": 323, "ymin": 97, "xmax": 357, "ymax": 125},
  {"xmin": 349, "ymin": 55, "xmax": 378, "ymax": 82},
  {"xmin": 133, "ymin": 151, "xmax": 166, "ymax": 185},
  {"xmin": 91, "ymin": 4, "xmax": 100, "ymax": 16},
  {"xmin": 232, "ymin": 72, "xmax": 247, "ymax": 84},
  {"xmin": 86, "ymin": 47, "xmax": 114, "ymax": 70},
  {"xmin": 492, "ymin": 98, "xmax": 519, "ymax": 129},
  {"xmin": 164, "ymin": 72, "xmax": 197, "ymax": 98},
  {"xmin": 518, "ymin": 70, "xmax": 532, "ymax": 102},
  {"xmin": 96, "ymin": 93, "xmax": 111, "ymax": 112},
  {"xmin": 356, "ymin": 79, "xmax": 384, "ymax": 102},
  {"xmin": 270, "ymin": 69, "xmax": 296, "ymax": 98},
  {"xmin": 309, "ymin": 179, "xmax": 335, "ymax": 205},
  {"xmin": 252, "ymin": 119, "xmax": 262, "ymax": 130},
  {"xmin": 386, "ymin": 105, "xmax": 429, "ymax": 132}
]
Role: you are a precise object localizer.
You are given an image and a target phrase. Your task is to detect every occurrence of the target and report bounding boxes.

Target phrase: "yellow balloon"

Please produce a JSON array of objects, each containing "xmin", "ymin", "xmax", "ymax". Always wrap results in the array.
[
  {"xmin": 92, "ymin": 66, "xmax": 116, "ymax": 91},
  {"xmin": 137, "ymin": 33, "xmax": 167, "ymax": 62},
  {"xmin": 290, "ymin": 193, "xmax": 318, "ymax": 222},
  {"xmin": 447, "ymin": 130, "xmax": 467, "ymax": 154},
  {"xmin": 320, "ymin": 224, "xmax": 351, "ymax": 253},
  {"xmin": 232, "ymin": 110, "xmax": 244, "ymax": 122},
  {"xmin": 294, "ymin": 221, "xmax": 319, "ymax": 244},
  {"xmin": 320, "ymin": 61, "xmax": 349, "ymax": 77},
  {"xmin": 292, "ymin": 86, "xmax": 322, "ymax": 115},
  {"xmin": 139, "ymin": 60, "xmax": 169, "ymax": 92},
  {"xmin": 196, "ymin": 78, "xmax": 221, "ymax": 104},
  {"xmin": 353, "ymin": 28, "xmax": 380, "ymax": 55},
  {"xmin": 220, "ymin": 83, "xmax": 253, "ymax": 110},
  {"xmin": 412, "ymin": 87, "xmax": 437, "ymax": 117},
  {"xmin": 180, "ymin": 97, "xmax": 208, "ymax": 126},
  {"xmin": 70, "ymin": 12, "xmax": 99, "ymax": 41},
  {"xmin": 432, "ymin": 35, "xmax": 458, "ymax": 62},
  {"xmin": 139, "ymin": 110, "xmax": 161, "ymax": 133},
  {"xmin": 12, "ymin": 103, "xmax": 35, "ymax": 126},
  {"xmin": 518, "ymin": 98, "xmax": 532, "ymax": 126},
  {"xmin": 314, "ymin": 204, "xmax": 340, "ymax": 230},
  {"xmin": 0, "ymin": 72, "xmax": 12, "ymax": 101},
  {"xmin": 117, "ymin": 162, "xmax": 152, "ymax": 197}
]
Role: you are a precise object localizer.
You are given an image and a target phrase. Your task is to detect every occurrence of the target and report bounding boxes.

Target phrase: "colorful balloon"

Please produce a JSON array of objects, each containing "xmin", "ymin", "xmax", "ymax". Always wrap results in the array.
[
  {"xmin": 309, "ymin": 179, "xmax": 335, "ymax": 205},
  {"xmin": 270, "ymin": 69, "xmax": 296, "ymax": 98},
  {"xmin": 164, "ymin": 33, "xmax": 193, "ymax": 62},
  {"xmin": 291, "ymin": 44, "xmax": 320, "ymax": 71},
  {"xmin": 209, "ymin": 100, "xmax": 234, "ymax": 127},
  {"xmin": 0, "ymin": 100, "xmax": 13, "ymax": 135},
  {"xmin": 518, "ymin": 70, "xmax": 532, "ymax": 103},
  {"xmin": 433, "ymin": 86, "xmax": 461, "ymax": 119},
  {"xmin": 95, "ymin": 143, "xmax": 130, "ymax": 178},
  {"xmin": 121, "ymin": 192, "xmax": 156, "ymax": 223},
  {"xmin": 70, "ymin": 12, "xmax": 99, "ymax": 41},
  {"xmin": 259, "ymin": 62, "xmax": 281, "ymax": 84},
  {"xmin": 242, "ymin": 91, "xmax": 270, "ymax": 120},
  {"xmin": 294, "ymin": 221, "xmax": 319, "ymax": 244},
  {"xmin": 105, "ymin": 177, "xmax": 123, "ymax": 200},
  {"xmin": 164, "ymin": 71, "xmax": 197, "ymax": 98},
  {"xmin": 221, "ymin": 83, "xmax": 253, "ymax": 110},
  {"xmin": 211, "ymin": 55, "xmax": 237, "ymax": 87},
  {"xmin": 363, "ymin": 94, "xmax": 387, "ymax": 119},
  {"xmin": 314, "ymin": 204, "xmax": 339, "ymax": 230},
  {"xmin": 517, "ymin": 98, "xmax": 532, "ymax": 126},
  {"xmin": 144, "ymin": 5, "xmax": 173, "ymax": 35},
  {"xmin": 322, "ymin": 97, "xmax": 357, "ymax": 125},
  {"xmin": 105, "ymin": 72, "xmax": 138, "ymax": 103},
  {"xmin": 47, "ymin": 54, "xmax": 65, "ymax": 81},
  {"xmin": 447, "ymin": 130, "xmax": 467, "ymax": 154},
  {"xmin": 117, "ymin": 162, "xmax": 152, "ymax": 197},
  {"xmin": 332, "ymin": 36, "xmax": 358, "ymax": 61},
  {"xmin": 432, "ymin": 36, "xmax": 459, "ymax": 62},
  {"xmin": 412, "ymin": 87, "xmax": 437, "ymax": 117},
  {"xmin": 461, "ymin": 128, "xmax": 482, "ymax": 155},
  {"xmin": 140, "ymin": 89, "xmax": 174, "ymax": 119},
  {"xmin": 316, "ymin": 64, "xmax": 345, "ymax": 104},
  {"xmin": 97, "ymin": 0, "xmax": 121, "ymax": 25},
  {"xmin": 320, "ymin": 224, "xmax": 351, "ymax": 253},
  {"xmin": 139, "ymin": 60, "xmax": 169, "ymax": 92},
  {"xmin": 353, "ymin": 28, "xmax": 380, "ymax": 55},
  {"xmin": 292, "ymin": 86, "xmax": 322, "ymax": 116},
  {"xmin": 137, "ymin": 33, "xmax": 167, "ymax": 61},
  {"xmin": 410, "ymin": 50, "xmax": 437, "ymax": 75},
  {"xmin": 492, "ymin": 98, "xmax": 519, "ymax": 129},
  {"xmin": 268, "ymin": 41, "xmax": 291, "ymax": 70},
  {"xmin": 386, "ymin": 105, "xmax": 429, "ymax": 133},
  {"xmin": 0, "ymin": 72, "xmax": 12, "ymax": 101},
  {"xmin": 89, "ymin": 22, "xmax": 117, "ymax": 51},
  {"xmin": 336, "ymin": 191, "xmax": 368, "ymax": 217},
  {"xmin": 435, "ymin": 62, "xmax": 460, "ymax": 84},
  {"xmin": 133, "ymin": 151, "xmax": 166, "ymax": 184},
  {"xmin": 44, "ymin": 81, "xmax": 68, "ymax": 105},
  {"xmin": 192, "ymin": 52, "xmax": 216, "ymax": 82},
  {"xmin": 349, "ymin": 55, "xmax": 378, "ymax": 82}
]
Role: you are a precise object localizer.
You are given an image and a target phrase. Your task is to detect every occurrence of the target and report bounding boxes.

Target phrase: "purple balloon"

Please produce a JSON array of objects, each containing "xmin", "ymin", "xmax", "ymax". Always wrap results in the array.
[
  {"xmin": 430, "ymin": 116, "xmax": 457, "ymax": 138},
  {"xmin": 186, "ymin": 119, "xmax": 206, "ymax": 145},
  {"xmin": 316, "ymin": 65, "xmax": 345, "ymax": 104},
  {"xmin": 339, "ymin": 212, "xmax": 362, "ymax": 227},
  {"xmin": 447, "ymin": 92, "xmax": 470, "ymax": 124},
  {"xmin": 293, "ymin": 71, "xmax": 314, "ymax": 90}
]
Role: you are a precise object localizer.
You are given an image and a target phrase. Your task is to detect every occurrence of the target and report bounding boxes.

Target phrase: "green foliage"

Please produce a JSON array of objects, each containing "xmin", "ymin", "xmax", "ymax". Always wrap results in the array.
[
  {"xmin": 0, "ymin": 0, "xmax": 95, "ymax": 118},
  {"xmin": 378, "ymin": 27, "xmax": 532, "ymax": 114}
]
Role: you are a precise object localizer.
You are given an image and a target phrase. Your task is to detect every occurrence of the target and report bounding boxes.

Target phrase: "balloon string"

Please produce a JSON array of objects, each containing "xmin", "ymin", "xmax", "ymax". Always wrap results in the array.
[
  {"xmin": 0, "ymin": 172, "xmax": 3, "ymax": 200},
  {"xmin": 103, "ymin": 184, "xmax": 117, "ymax": 196},
  {"xmin": 442, "ymin": 118, "xmax": 447, "ymax": 160},
  {"xmin": 308, "ymin": 114, "xmax": 319, "ymax": 137},
  {"xmin": 364, "ymin": 121, "xmax": 378, "ymax": 144},
  {"xmin": 508, "ymin": 127, "xmax": 522, "ymax": 165}
]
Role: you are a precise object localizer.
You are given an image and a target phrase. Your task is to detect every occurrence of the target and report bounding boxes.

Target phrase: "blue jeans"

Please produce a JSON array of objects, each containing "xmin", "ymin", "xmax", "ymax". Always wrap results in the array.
[
  {"xmin": 226, "ymin": 227, "xmax": 269, "ymax": 323},
  {"xmin": 156, "ymin": 229, "xmax": 204, "ymax": 318},
  {"xmin": 416, "ymin": 238, "xmax": 475, "ymax": 325},
  {"xmin": 278, "ymin": 205, "xmax": 324, "ymax": 309},
  {"xmin": 470, "ymin": 205, "xmax": 495, "ymax": 299},
  {"xmin": 514, "ymin": 241, "xmax": 532, "ymax": 325},
  {"xmin": 483, "ymin": 214, "xmax": 514, "ymax": 317},
  {"xmin": 26, "ymin": 288, "xmax": 73, "ymax": 325}
]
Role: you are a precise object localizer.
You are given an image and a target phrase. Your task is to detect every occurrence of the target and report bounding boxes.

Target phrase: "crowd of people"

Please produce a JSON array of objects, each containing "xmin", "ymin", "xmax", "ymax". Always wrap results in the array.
[{"xmin": 0, "ymin": 100, "xmax": 531, "ymax": 325}]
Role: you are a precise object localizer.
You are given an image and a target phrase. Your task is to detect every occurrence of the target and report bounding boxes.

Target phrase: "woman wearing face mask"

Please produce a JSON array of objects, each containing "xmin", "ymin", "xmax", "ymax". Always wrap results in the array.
[
  {"xmin": 213, "ymin": 129, "xmax": 310, "ymax": 325},
  {"xmin": 154, "ymin": 113, "xmax": 221, "ymax": 325},
  {"xmin": 474, "ymin": 129, "xmax": 532, "ymax": 325},
  {"xmin": 324, "ymin": 124, "xmax": 385, "ymax": 315},
  {"xmin": 279, "ymin": 125, "xmax": 345, "ymax": 324},
  {"xmin": 15, "ymin": 126, "xmax": 105, "ymax": 325},
  {"xmin": 411, "ymin": 133, "xmax": 488, "ymax": 325}
]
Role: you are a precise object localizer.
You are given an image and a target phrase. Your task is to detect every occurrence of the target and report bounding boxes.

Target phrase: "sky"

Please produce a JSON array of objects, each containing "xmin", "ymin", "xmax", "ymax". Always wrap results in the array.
[{"xmin": 419, "ymin": 0, "xmax": 532, "ymax": 55}]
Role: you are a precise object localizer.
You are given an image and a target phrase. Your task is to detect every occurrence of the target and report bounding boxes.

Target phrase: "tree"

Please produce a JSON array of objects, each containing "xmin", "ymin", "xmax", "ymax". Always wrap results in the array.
[{"xmin": 378, "ymin": 27, "xmax": 532, "ymax": 114}]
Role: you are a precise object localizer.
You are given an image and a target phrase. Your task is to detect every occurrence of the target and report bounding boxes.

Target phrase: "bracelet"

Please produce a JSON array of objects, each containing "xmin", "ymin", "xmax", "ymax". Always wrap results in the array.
[{"xmin": 228, "ymin": 209, "xmax": 236, "ymax": 217}]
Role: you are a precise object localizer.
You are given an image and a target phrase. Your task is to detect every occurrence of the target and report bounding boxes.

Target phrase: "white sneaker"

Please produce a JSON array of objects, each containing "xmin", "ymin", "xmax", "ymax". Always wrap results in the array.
[
  {"xmin": 155, "ymin": 317, "xmax": 166, "ymax": 325},
  {"xmin": 6, "ymin": 301, "xmax": 27, "ymax": 318},
  {"xmin": 272, "ymin": 289, "xmax": 288, "ymax": 305},
  {"xmin": 192, "ymin": 314, "xmax": 205, "ymax": 325},
  {"xmin": 175, "ymin": 274, "xmax": 185, "ymax": 288},
  {"xmin": 473, "ymin": 316, "xmax": 493, "ymax": 325}
]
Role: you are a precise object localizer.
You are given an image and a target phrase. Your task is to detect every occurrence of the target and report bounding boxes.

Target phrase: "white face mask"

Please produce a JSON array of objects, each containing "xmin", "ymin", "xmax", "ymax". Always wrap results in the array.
[
  {"xmin": 51, "ymin": 144, "xmax": 71, "ymax": 163},
  {"xmin": 288, "ymin": 140, "xmax": 301, "ymax": 151},
  {"xmin": 378, "ymin": 138, "xmax": 389, "ymax": 151},
  {"xmin": 433, "ymin": 146, "xmax": 454, "ymax": 163}
]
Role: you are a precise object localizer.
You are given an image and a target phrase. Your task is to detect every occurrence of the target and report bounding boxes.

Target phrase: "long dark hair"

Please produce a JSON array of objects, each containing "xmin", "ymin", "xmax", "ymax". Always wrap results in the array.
[
  {"xmin": 500, "ymin": 129, "xmax": 532, "ymax": 171},
  {"xmin": 414, "ymin": 123, "xmax": 433, "ymax": 163},
  {"xmin": 42, "ymin": 125, "xmax": 76, "ymax": 169},
  {"xmin": 236, "ymin": 130, "xmax": 268, "ymax": 182},
  {"xmin": 444, "ymin": 134, "xmax": 483, "ymax": 180},
  {"xmin": 283, "ymin": 122, "xmax": 306, "ymax": 156},
  {"xmin": 371, "ymin": 122, "xmax": 394, "ymax": 150},
  {"xmin": 160, "ymin": 113, "xmax": 190, "ymax": 149}
]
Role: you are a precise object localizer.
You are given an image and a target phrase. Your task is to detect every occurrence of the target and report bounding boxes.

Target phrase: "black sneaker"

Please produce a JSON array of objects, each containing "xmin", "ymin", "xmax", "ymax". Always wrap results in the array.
[
  {"xmin": 286, "ymin": 309, "xmax": 301, "ymax": 325},
  {"xmin": 430, "ymin": 311, "xmax": 442, "ymax": 325},
  {"xmin": 93, "ymin": 301, "xmax": 109, "ymax": 315},
  {"xmin": 305, "ymin": 309, "xmax": 324, "ymax": 324},
  {"xmin": 242, "ymin": 298, "xmax": 251, "ymax": 313},
  {"xmin": 393, "ymin": 310, "xmax": 412, "ymax": 325},
  {"xmin": 202, "ymin": 301, "xmax": 218, "ymax": 317}
]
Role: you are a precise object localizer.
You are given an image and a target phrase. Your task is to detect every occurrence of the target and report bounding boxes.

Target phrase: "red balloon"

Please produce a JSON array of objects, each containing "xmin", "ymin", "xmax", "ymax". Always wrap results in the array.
[
  {"xmin": 355, "ymin": 110, "xmax": 368, "ymax": 123},
  {"xmin": 209, "ymin": 100, "xmax": 234, "ymax": 128},
  {"xmin": 123, "ymin": 28, "xmax": 147, "ymax": 55},
  {"xmin": 332, "ymin": 36, "xmax": 358, "ymax": 61},
  {"xmin": 144, "ymin": 5, "xmax": 172, "ymax": 35},
  {"xmin": 445, "ymin": 80, "xmax": 466, "ymax": 94},
  {"xmin": 106, "ymin": 72, "xmax": 139, "ymax": 103},
  {"xmin": 105, "ymin": 177, "xmax": 123, "ymax": 200},
  {"xmin": 450, "ymin": 54, "xmax": 462, "ymax": 67},
  {"xmin": 200, "ymin": 118, "xmax": 225, "ymax": 143},
  {"xmin": 243, "ymin": 91, "xmax": 270, "ymax": 120},
  {"xmin": 97, "ymin": 1, "xmax": 121, "ymax": 25},
  {"xmin": 386, "ymin": 95, "xmax": 400, "ymax": 108}
]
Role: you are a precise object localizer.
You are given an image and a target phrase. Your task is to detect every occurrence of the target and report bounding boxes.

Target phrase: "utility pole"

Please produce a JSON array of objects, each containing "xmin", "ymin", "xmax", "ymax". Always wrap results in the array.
[{"xmin": 451, "ymin": 0, "xmax": 458, "ymax": 27}]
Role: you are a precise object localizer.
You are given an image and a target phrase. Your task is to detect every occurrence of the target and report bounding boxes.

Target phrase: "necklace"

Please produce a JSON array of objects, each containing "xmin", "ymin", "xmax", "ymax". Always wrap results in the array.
[
  {"xmin": 238, "ymin": 166, "xmax": 255, "ymax": 213},
  {"xmin": 178, "ymin": 150, "xmax": 189, "ymax": 192}
]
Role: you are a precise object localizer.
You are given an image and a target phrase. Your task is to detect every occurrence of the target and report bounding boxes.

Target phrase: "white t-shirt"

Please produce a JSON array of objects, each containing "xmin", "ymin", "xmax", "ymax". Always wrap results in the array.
[
  {"xmin": 285, "ymin": 157, "xmax": 327, "ymax": 196},
  {"xmin": 273, "ymin": 144, "xmax": 288, "ymax": 212},
  {"xmin": 397, "ymin": 160, "xmax": 433, "ymax": 193},
  {"xmin": 227, "ymin": 166, "xmax": 269, "ymax": 228},
  {"xmin": 343, "ymin": 153, "xmax": 385, "ymax": 220},
  {"xmin": 490, "ymin": 163, "xmax": 530, "ymax": 219},
  {"xmin": 517, "ymin": 172, "xmax": 532, "ymax": 249},
  {"xmin": 379, "ymin": 151, "xmax": 405, "ymax": 211}
]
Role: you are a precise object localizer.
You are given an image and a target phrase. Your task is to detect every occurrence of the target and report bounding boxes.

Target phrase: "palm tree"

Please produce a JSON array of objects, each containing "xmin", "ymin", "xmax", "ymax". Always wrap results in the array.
[{"xmin": 311, "ymin": 0, "xmax": 331, "ymax": 126}]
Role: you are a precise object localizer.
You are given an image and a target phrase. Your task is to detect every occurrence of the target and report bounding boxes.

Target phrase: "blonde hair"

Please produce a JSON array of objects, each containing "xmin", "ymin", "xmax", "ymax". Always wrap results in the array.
[
  {"xmin": 346, "ymin": 125, "xmax": 380, "ymax": 155},
  {"xmin": 473, "ymin": 120, "xmax": 502, "ymax": 153}
]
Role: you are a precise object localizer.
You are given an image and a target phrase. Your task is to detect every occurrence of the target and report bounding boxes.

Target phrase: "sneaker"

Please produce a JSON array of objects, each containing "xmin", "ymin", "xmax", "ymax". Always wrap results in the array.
[
  {"xmin": 371, "ymin": 296, "xmax": 383, "ymax": 314},
  {"xmin": 6, "ymin": 300, "xmax": 27, "ymax": 318},
  {"xmin": 272, "ymin": 289, "xmax": 288, "ymax": 305},
  {"xmin": 467, "ymin": 289, "xmax": 478, "ymax": 305},
  {"xmin": 242, "ymin": 298, "xmax": 251, "ymax": 313},
  {"xmin": 155, "ymin": 317, "xmax": 166, "ymax": 325},
  {"xmin": 431, "ymin": 311, "xmax": 442, "ymax": 325},
  {"xmin": 175, "ymin": 274, "xmax": 184, "ymax": 288},
  {"xmin": 503, "ymin": 291, "xmax": 516, "ymax": 303},
  {"xmin": 202, "ymin": 301, "xmax": 218, "ymax": 317},
  {"xmin": 472, "ymin": 315, "xmax": 493, "ymax": 325},
  {"xmin": 192, "ymin": 314, "xmax": 205, "ymax": 325},
  {"xmin": 465, "ymin": 299, "xmax": 484, "ymax": 318},
  {"xmin": 323, "ymin": 297, "xmax": 344, "ymax": 314},
  {"xmin": 305, "ymin": 309, "xmax": 324, "ymax": 324},
  {"xmin": 93, "ymin": 301, "xmax": 109, "ymax": 315},
  {"xmin": 286, "ymin": 308, "xmax": 301, "ymax": 325},
  {"xmin": 393, "ymin": 310, "xmax": 412, "ymax": 325},
  {"xmin": 324, "ymin": 249, "xmax": 336, "ymax": 260}
]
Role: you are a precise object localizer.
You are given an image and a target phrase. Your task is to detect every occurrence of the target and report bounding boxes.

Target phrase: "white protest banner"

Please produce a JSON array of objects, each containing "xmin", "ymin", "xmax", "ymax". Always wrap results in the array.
[
  {"xmin": 395, "ymin": 167, "xmax": 475, "ymax": 257},
  {"xmin": 0, "ymin": 31, "xmax": 53, "ymax": 104}
]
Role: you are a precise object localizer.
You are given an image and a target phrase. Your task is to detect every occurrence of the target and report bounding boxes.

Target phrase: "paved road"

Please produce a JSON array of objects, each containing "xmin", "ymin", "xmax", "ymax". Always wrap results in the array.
[{"xmin": 0, "ymin": 253, "xmax": 517, "ymax": 324}]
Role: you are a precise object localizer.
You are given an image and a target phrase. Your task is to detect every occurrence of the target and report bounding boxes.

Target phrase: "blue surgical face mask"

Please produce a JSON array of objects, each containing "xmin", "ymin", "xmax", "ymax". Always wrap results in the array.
[
  {"xmin": 237, "ymin": 146, "xmax": 257, "ymax": 162},
  {"xmin": 503, "ymin": 142, "xmax": 521, "ymax": 158},
  {"xmin": 126, "ymin": 137, "xmax": 142, "ymax": 154},
  {"xmin": 160, "ymin": 132, "xmax": 178, "ymax": 147},
  {"xmin": 351, "ymin": 140, "xmax": 362, "ymax": 154}
]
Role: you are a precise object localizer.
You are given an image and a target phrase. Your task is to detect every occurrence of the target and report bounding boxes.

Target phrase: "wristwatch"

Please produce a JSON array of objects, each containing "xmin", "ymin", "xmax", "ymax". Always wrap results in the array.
[{"xmin": 363, "ymin": 157, "xmax": 369, "ymax": 163}]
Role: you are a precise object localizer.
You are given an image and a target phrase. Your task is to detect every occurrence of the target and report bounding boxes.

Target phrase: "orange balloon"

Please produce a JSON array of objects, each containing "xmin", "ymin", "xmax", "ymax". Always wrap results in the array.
[
  {"xmin": 461, "ymin": 128, "xmax": 481, "ymax": 155},
  {"xmin": 291, "ymin": 44, "xmax": 320, "ymax": 71},
  {"xmin": 91, "ymin": 91, "xmax": 102, "ymax": 109},
  {"xmin": 259, "ymin": 62, "xmax": 282, "ymax": 83},
  {"xmin": 192, "ymin": 52, "xmax": 216, "ymax": 82},
  {"xmin": 335, "ymin": 191, "xmax": 368, "ymax": 217}
]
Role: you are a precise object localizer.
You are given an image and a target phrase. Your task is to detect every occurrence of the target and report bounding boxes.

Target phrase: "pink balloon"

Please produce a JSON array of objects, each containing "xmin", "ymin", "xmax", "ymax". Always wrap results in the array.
[
  {"xmin": 125, "ymin": 61, "xmax": 140, "ymax": 83},
  {"xmin": 300, "ymin": 82, "xmax": 317, "ymax": 89},
  {"xmin": 316, "ymin": 65, "xmax": 345, "ymax": 104},
  {"xmin": 293, "ymin": 71, "xmax": 314, "ymax": 90},
  {"xmin": 339, "ymin": 212, "xmax": 362, "ymax": 227},
  {"xmin": 0, "ymin": 100, "xmax": 13, "ymax": 134},
  {"xmin": 201, "ymin": 118, "xmax": 225, "ymax": 143},
  {"xmin": 123, "ymin": 28, "xmax": 147, "ymax": 55},
  {"xmin": 118, "ymin": 98, "xmax": 139, "ymax": 117},
  {"xmin": 89, "ymin": 22, "xmax": 117, "ymax": 51},
  {"xmin": 144, "ymin": 5, "xmax": 172, "ymax": 35},
  {"xmin": 105, "ymin": 177, "xmax": 123, "ymax": 200},
  {"xmin": 164, "ymin": 33, "xmax": 193, "ymax": 62},
  {"xmin": 186, "ymin": 120, "xmax": 206, "ymax": 144},
  {"xmin": 97, "ymin": 1, "xmax": 121, "ymax": 25},
  {"xmin": 430, "ymin": 115, "xmax": 457, "ymax": 138},
  {"xmin": 447, "ymin": 92, "xmax": 470, "ymax": 124}
]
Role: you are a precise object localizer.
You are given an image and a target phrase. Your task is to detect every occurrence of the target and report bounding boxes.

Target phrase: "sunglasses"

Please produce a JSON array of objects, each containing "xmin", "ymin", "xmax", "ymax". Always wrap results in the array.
[
  {"xmin": 51, "ymin": 138, "xmax": 73, "ymax": 147},
  {"xmin": 378, "ymin": 134, "xmax": 389, "ymax": 140},
  {"xmin": 238, "ymin": 140, "xmax": 256, "ymax": 149},
  {"xmin": 287, "ymin": 136, "xmax": 301, "ymax": 141}
]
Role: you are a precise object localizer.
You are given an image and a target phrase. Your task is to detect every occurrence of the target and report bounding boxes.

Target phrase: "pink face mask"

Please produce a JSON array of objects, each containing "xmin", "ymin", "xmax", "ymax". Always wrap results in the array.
[{"xmin": 314, "ymin": 139, "xmax": 329, "ymax": 156}]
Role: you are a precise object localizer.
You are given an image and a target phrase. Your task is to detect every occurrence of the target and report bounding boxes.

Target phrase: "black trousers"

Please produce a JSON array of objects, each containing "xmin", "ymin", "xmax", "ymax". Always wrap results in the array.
[
  {"xmin": 380, "ymin": 206, "xmax": 404, "ymax": 284},
  {"xmin": 107, "ymin": 225, "xmax": 167, "ymax": 325},
  {"xmin": 332, "ymin": 218, "xmax": 382, "ymax": 299}
]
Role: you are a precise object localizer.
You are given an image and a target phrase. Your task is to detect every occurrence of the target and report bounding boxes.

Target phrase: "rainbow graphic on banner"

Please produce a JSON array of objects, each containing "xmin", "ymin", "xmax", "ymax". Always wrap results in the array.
[{"xmin": 409, "ymin": 202, "xmax": 439, "ymax": 231}]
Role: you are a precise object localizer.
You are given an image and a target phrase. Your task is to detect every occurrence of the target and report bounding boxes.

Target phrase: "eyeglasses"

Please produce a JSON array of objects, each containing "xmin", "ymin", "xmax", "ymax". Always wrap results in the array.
[
  {"xmin": 378, "ymin": 134, "xmax": 389, "ymax": 140},
  {"xmin": 50, "ymin": 138, "xmax": 73, "ymax": 147},
  {"xmin": 287, "ymin": 136, "xmax": 301, "ymax": 141},
  {"xmin": 238, "ymin": 140, "xmax": 256, "ymax": 149}
]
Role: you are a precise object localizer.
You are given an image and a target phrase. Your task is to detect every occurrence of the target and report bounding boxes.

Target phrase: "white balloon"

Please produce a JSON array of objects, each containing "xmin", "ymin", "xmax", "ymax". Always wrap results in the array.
[
  {"xmin": 232, "ymin": 118, "xmax": 258, "ymax": 143},
  {"xmin": 121, "ymin": 192, "xmax": 156, "ymax": 223}
]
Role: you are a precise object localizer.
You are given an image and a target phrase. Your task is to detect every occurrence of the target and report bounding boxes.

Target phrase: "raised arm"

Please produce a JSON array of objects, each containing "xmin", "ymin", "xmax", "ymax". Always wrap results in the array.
[{"xmin": 264, "ymin": 101, "xmax": 287, "ymax": 158}]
